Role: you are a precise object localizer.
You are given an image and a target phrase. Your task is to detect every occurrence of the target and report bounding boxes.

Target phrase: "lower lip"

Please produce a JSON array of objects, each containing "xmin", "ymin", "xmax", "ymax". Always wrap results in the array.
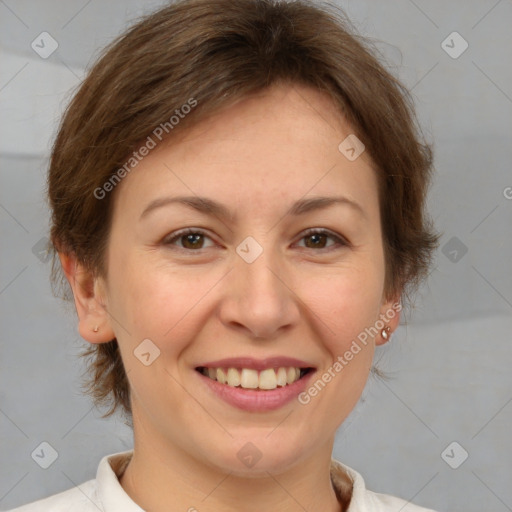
[{"xmin": 197, "ymin": 370, "xmax": 315, "ymax": 412}]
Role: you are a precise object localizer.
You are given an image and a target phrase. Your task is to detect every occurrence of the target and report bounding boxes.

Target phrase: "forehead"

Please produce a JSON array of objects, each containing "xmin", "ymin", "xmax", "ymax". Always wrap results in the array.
[{"xmin": 112, "ymin": 83, "xmax": 380, "ymax": 222}]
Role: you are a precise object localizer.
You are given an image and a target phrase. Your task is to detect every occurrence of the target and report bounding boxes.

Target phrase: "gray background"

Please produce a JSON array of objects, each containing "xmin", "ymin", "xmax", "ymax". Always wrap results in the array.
[{"xmin": 1, "ymin": 0, "xmax": 511, "ymax": 511}]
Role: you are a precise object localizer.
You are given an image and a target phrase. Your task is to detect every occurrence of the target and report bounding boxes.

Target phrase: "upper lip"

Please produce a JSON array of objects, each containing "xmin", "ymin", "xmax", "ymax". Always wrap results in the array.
[{"xmin": 196, "ymin": 356, "xmax": 316, "ymax": 371}]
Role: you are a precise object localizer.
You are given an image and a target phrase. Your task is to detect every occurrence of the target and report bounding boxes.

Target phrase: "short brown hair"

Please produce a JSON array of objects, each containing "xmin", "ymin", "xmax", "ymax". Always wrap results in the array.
[{"xmin": 48, "ymin": 0, "xmax": 440, "ymax": 423}]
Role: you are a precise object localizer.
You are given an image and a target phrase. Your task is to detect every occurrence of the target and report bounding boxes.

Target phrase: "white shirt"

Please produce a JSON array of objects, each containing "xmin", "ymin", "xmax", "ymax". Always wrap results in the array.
[{"xmin": 6, "ymin": 450, "xmax": 438, "ymax": 511}]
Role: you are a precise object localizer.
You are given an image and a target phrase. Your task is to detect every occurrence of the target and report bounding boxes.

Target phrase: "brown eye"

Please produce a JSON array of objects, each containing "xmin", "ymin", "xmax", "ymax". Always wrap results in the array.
[
  {"xmin": 304, "ymin": 232, "xmax": 329, "ymax": 249},
  {"xmin": 181, "ymin": 233, "xmax": 204, "ymax": 249},
  {"xmin": 164, "ymin": 229, "xmax": 214, "ymax": 250},
  {"xmin": 297, "ymin": 229, "xmax": 348, "ymax": 251}
]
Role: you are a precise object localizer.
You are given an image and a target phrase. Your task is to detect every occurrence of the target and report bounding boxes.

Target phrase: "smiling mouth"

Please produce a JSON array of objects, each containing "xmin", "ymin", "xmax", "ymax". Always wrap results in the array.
[{"xmin": 196, "ymin": 366, "xmax": 314, "ymax": 390}]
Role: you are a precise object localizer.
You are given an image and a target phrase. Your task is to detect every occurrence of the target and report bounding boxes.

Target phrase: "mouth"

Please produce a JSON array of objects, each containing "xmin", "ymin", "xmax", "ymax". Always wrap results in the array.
[{"xmin": 195, "ymin": 366, "xmax": 314, "ymax": 391}]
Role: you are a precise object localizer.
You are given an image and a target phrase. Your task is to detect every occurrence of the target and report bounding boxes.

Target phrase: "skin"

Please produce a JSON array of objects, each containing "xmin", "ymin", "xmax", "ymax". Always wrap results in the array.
[{"xmin": 60, "ymin": 82, "xmax": 401, "ymax": 512}]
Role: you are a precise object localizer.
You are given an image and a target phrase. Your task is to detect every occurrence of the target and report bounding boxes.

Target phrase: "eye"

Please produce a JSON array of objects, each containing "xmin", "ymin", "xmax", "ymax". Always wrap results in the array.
[
  {"xmin": 295, "ymin": 228, "xmax": 349, "ymax": 251},
  {"xmin": 163, "ymin": 228, "xmax": 215, "ymax": 251},
  {"xmin": 163, "ymin": 227, "xmax": 349, "ymax": 253}
]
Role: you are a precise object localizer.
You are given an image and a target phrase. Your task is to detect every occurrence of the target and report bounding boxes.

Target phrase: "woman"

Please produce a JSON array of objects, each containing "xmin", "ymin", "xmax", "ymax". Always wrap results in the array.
[{"xmin": 9, "ymin": 0, "xmax": 440, "ymax": 510}]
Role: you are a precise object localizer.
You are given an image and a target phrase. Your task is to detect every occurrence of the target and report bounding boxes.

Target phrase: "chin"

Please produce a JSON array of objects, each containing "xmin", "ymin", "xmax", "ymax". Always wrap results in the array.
[{"xmin": 198, "ymin": 429, "xmax": 318, "ymax": 477}]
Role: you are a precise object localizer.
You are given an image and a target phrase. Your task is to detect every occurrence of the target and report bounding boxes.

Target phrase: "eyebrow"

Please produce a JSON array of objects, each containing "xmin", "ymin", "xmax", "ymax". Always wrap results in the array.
[{"xmin": 139, "ymin": 194, "xmax": 367, "ymax": 221}]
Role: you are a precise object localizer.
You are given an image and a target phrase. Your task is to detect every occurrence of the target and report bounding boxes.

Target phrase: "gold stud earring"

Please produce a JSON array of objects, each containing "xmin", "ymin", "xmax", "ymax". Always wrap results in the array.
[{"xmin": 381, "ymin": 326, "xmax": 391, "ymax": 340}]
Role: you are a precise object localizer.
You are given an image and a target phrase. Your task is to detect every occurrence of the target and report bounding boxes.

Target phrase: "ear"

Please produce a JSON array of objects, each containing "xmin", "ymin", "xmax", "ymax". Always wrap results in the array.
[
  {"xmin": 375, "ymin": 291, "xmax": 402, "ymax": 346},
  {"xmin": 59, "ymin": 252, "xmax": 116, "ymax": 344}
]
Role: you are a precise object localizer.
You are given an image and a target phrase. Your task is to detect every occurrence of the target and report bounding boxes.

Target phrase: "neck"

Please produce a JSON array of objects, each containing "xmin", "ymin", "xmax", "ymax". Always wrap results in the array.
[{"xmin": 118, "ymin": 416, "xmax": 345, "ymax": 512}]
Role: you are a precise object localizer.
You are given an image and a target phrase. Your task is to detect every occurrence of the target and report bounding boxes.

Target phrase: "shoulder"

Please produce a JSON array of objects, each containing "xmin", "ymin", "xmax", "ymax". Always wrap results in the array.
[
  {"xmin": 364, "ymin": 490, "xmax": 438, "ymax": 512},
  {"xmin": 5, "ymin": 479, "xmax": 100, "ymax": 512},
  {"xmin": 5, "ymin": 450, "xmax": 136, "ymax": 512},
  {"xmin": 330, "ymin": 459, "xmax": 438, "ymax": 512}
]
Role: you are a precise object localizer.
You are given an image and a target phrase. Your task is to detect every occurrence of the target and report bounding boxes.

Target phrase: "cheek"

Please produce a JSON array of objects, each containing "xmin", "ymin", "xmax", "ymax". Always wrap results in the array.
[
  {"xmin": 300, "ymin": 261, "xmax": 384, "ymax": 354},
  {"xmin": 107, "ymin": 258, "xmax": 206, "ymax": 411},
  {"xmin": 295, "ymin": 270, "xmax": 381, "ymax": 428},
  {"xmin": 107, "ymin": 251, "xmax": 221, "ymax": 353}
]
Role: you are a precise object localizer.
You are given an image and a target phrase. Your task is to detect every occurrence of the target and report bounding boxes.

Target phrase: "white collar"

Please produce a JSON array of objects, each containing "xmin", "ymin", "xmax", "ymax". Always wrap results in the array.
[
  {"xmin": 95, "ymin": 450, "xmax": 433, "ymax": 512},
  {"xmin": 96, "ymin": 450, "xmax": 143, "ymax": 511}
]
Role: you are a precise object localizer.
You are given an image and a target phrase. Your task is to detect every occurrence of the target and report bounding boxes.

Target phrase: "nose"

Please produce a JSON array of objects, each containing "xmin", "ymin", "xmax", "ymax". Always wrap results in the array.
[{"xmin": 218, "ymin": 246, "xmax": 301, "ymax": 340}]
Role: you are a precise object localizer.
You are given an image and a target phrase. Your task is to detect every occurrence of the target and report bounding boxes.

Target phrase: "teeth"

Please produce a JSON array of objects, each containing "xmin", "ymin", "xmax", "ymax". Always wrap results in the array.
[
  {"xmin": 286, "ymin": 367, "xmax": 299, "ymax": 384},
  {"xmin": 276, "ymin": 367, "xmax": 287, "ymax": 387},
  {"xmin": 259, "ymin": 368, "xmax": 277, "ymax": 390},
  {"xmin": 216, "ymin": 368, "xmax": 228, "ymax": 384},
  {"xmin": 202, "ymin": 366, "xmax": 306, "ymax": 389},
  {"xmin": 240, "ymin": 368, "xmax": 259, "ymax": 389},
  {"xmin": 227, "ymin": 367, "xmax": 241, "ymax": 387}
]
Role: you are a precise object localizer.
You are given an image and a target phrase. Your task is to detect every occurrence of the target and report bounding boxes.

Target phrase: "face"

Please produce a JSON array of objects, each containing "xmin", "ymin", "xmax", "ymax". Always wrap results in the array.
[{"xmin": 67, "ymin": 83, "xmax": 400, "ymax": 476}]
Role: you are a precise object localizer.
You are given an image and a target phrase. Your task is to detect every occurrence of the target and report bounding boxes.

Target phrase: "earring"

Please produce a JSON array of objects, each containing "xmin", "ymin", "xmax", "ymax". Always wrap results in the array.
[
  {"xmin": 381, "ymin": 325, "xmax": 391, "ymax": 340},
  {"xmin": 93, "ymin": 325, "xmax": 99, "ymax": 333}
]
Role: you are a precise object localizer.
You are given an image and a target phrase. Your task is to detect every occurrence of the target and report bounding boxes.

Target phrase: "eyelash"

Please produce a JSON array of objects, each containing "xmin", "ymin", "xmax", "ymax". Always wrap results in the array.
[{"xmin": 162, "ymin": 227, "xmax": 349, "ymax": 253}]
